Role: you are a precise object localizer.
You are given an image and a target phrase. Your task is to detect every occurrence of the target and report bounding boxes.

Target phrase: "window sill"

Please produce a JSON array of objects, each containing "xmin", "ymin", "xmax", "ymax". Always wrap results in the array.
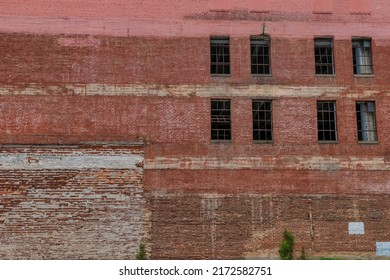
[
  {"xmin": 318, "ymin": 141, "xmax": 339, "ymax": 144},
  {"xmin": 358, "ymin": 141, "xmax": 379, "ymax": 145},
  {"xmin": 252, "ymin": 74, "xmax": 272, "ymax": 78},
  {"xmin": 316, "ymin": 74, "xmax": 335, "ymax": 77},
  {"xmin": 253, "ymin": 140, "xmax": 274, "ymax": 144},
  {"xmin": 211, "ymin": 140, "xmax": 232, "ymax": 144},
  {"xmin": 354, "ymin": 74, "xmax": 375, "ymax": 78},
  {"xmin": 211, "ymin": 74, "xmax": 231, "ymax": 78}
]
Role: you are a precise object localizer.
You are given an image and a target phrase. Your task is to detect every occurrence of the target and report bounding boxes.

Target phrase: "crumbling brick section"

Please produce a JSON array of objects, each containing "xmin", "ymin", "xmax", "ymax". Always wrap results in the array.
[{"xmin": 0, "ymin": 145, "xmax": 146, "ymax": 259}]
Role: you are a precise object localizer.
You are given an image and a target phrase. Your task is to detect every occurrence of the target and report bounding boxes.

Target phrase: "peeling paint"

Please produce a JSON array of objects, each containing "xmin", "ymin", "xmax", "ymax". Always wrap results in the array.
[
  {"xmin": 0, "ymin": 145, "xmax": 146, "ymax": 259},
  {"xmin": 0, "ymin": 154, "xmax": 143, "ymax": 170},
  {"xmin": 145, "ymin": 156, "xmax": 390, "ymax": 171},
  {"xmin": 0, "ymin": 84, "xmax": 347, "ymax": 98}
]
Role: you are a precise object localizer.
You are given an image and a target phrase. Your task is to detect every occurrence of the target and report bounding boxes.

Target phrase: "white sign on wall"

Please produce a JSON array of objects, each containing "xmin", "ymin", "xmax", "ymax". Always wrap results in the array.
[
  {"xmin": 376, "ymin": 242, "xmax": 390, "ymax": 256},
  {"xmin": 348, "ymin": 222, "xmax": 365, "ymax": 235}
]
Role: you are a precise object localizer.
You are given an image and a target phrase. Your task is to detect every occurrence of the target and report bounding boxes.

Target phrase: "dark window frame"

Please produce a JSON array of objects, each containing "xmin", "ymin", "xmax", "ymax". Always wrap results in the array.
[
  {"xmin": 352, "ymin": 38, "xmax": 373, "ymax": 75},
  {"xmin": 317, "ymin": 101, "xmax": 338, "ymax": 143},
  {"xmin": 211, "ymin": 99, "xmax": 232, "ymax": 141},
  {"xmin": 314, "ymin": 37, "xmax": 335, "ymax": 75},
  {"xmin": 356, "ymin": 101, "xmax": 378, "ymax": 143},
  {"xmin": 210, "ymin": 37, "xmax": 230, "ymax": 75},
  {"xmin": 252, "ymin": 99, "xmax": 273, "ymax": 142},
  {"xmin": 250, "ymin": 36, "xmax": 271, "ymax": 75}
]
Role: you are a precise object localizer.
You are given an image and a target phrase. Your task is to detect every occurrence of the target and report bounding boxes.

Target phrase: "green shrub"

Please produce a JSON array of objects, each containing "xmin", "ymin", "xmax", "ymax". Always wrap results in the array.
[
  {"xmin": 279, "ymin": 230, "xmax": 295, "ymax": 260},
  {"xmin": 135, "ymin": 243, "xmax": 147, "ymax": 260}
]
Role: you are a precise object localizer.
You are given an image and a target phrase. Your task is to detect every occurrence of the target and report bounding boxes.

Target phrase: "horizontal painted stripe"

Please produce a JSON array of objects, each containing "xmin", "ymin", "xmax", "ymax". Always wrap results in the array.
[
  {"xmin": 1, "ymin": 16, "xmax": 390, "ymax": 39},
  {"xmin": 0, "ymin": 154, "xmax": 143, "ymax": 170},
  {"xmin": 0, "ymin": 84, "xmax": 354, "ymax": 98},
  {"xmin": 145, "ymin": 156, "xmax": 390, "ymax": 171}
]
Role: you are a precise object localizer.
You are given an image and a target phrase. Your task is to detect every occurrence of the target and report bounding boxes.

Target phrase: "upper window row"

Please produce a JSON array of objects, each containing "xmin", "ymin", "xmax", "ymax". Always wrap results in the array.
[{"xmin": 210, "ymin": 37, "xmax": 373, "ymax": 76}]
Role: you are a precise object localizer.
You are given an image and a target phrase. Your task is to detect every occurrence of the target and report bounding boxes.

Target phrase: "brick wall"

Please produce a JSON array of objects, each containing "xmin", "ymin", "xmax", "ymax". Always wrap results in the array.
[
  {"xmin": 1, "ymin": 3, "xmax": 390, "ymax": 259},
  {"xmin": 146, "ymin": 193, "xmax": 390, "ymax": 259},
  {"xmin": 1, "ymin": 34, "xmax": 390, "ymax": 85},
  {"xmin": 1, "ymin": 1, "xmax": 389, "ymax": 32},
  {"xmin": 0, "ymin": 145, "xmax": 146, "ymax": 259}
]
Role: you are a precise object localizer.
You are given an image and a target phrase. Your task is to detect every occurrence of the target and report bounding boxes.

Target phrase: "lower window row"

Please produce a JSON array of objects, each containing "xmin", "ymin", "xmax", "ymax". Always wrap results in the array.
[{"xmin": 211, "ymin": 99, "xmax": 378, "ymax": 143}]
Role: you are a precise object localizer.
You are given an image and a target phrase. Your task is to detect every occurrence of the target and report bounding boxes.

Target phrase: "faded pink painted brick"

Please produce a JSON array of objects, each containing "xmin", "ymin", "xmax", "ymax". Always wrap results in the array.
[
  {"xmin": 248, "ymin": 0, "xmax": 271, "ymax": 12},
  {"xmin": 349, "ymin": 0, "xmax": 372, "ymax": 14},
  {"xmin": 208, "ymin": 0, "xmax": 231, "ymax": 11},
  {"xmin": 313, "ymin": 0, "xmax": 334, "ymax": 14}
]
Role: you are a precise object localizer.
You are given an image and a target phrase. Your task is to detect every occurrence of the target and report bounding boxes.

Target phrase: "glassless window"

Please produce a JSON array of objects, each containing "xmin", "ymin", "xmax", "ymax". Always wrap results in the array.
[
  {"xmin": 352, "ymin": 39, "xmax": 373, "ymax": 75},
  {"xmin": 251, "ymin": 36, "xmax": 271, "ymax": 75},
  {"xmin": 317, "ymin": 101, "xmax": 337, "ymax": 142},
  {"xmin": 253, "ymin": 100, "xmax": 273, "ymax": 141},
  {"xmin": 356, "ymin": 101, "xmax": 378, "ymax": 142},
  {"xmin": 210, "ymin": 37, "xmax": 230, "ymax": 75},
  {"xmin": 211, "ymin": 99, "xmax": 231, "ymax": 140},
  {"xmin": 315, "ymin": 38, "xmax": 334, "ymax": 75}
]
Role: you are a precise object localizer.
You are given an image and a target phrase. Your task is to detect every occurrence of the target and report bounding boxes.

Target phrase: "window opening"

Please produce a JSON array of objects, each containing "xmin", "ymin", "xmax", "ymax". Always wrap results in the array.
[
  {"xmin": 352, "ymin": 39, "xmax": 373, "ymax": 75},
  {"xmin": 211, "ymin": 37, "xmax": 230, "ymax": 75},
  {"xmin": 356, "ymin": 101, "xmax": 377, "ymax": 142},
  {"xmin": 251, "ymin": 36, "xmax": 271, "ymax": 75},
  {"xmin": 317, "ymin": 101, "xmax": 338, "ymax": 142},
  {"xmin": 253, "ymin": 100, "xmax": 273, "ymax": 141},
  {"xmin": 315, "ymin": 38, "xmax": 334, "ymax": 75},
  {"xmin": 211, "ymin": 99, "xmax": 231, "ymax": 140}
]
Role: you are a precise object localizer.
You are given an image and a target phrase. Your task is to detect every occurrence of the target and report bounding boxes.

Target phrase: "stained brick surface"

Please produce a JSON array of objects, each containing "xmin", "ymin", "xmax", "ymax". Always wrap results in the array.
[
  {"xmin": 147, "ymin": 193, "xmax": 390, "ymax": 259},
  {"xmin": 0, "ymin": 146, "xmax": 146, "ymax": 259},
  {"xmin": 1, "ymin": 0, "xmax": 390, "ymax": 260},
  {"xmin": 1, "ymin": 34, "xmax": 390, "ymax": 85}
]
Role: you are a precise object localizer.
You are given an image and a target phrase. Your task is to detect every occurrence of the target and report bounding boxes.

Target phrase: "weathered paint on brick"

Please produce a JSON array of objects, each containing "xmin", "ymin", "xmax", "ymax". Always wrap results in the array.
[
  {"xmin": 1, "ymin": 1, "xmax": 390, "ymax": 38},
  {"xmin": 0, "ymin": 0, "xmax": 389, "ymax": 260},
  {"xmin": 0, "ymin": 84, "xmax": 349, "ymax": 98},
  {"xmin": 144, "ymin": 156, "xmax": 390, "ymax": 171},
  {"xmin": 0, "ymin": 153, "xmax": 143, "ymax": 170},
  {"xmin": 0, "ymin": 145, "xmax": 146, "ymax": 259}
]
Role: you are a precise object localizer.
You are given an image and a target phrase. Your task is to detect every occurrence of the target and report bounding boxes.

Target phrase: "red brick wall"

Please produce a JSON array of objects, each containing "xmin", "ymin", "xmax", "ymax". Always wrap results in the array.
[
  {"xmin": 0, "ymin": 34, "xmax": 210, "ymax": 85},
  {"xmin": 1, "ymin": 95, "xmax": 389, "ymax": 153},
  {"xmin": 144, "ymin": 169, "xmax": 390, "ymax": 195},
  {"xmin": 1, "ymin": 30, "xmax": 390, "ymax": 259},
  {"xmin": 1, "ymin": 34, "xmax": 390, "ymax": 85},
  {"xmin": 146, "ymin": 193, "xmax": 390, "ymax": 259}
]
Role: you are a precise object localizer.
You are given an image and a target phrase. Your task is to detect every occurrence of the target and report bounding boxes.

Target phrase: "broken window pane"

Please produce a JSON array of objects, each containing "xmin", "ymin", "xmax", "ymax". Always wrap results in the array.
[
  {"xmin": 314, "ymin": 38, "xmax": 334, "ymax": 75},
  {"xmin": 211, "ymin": 99, "xmax": 231, "ymax": 140}
]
